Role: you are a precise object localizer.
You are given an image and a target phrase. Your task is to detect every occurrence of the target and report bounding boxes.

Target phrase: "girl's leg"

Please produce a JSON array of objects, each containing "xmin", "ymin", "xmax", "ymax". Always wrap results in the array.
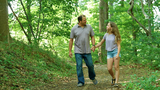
[
  {"xmin": 107, "ymin": 58, "xmax": 115, "ymax": 79},
  {"xmin": 113, "ymin": 57, "xmax": 120, "ymax": 83}
]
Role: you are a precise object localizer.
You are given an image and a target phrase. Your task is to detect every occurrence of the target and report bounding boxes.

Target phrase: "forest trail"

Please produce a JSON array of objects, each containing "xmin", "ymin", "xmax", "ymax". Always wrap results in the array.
[{"xmin": 34, "ymin": 64, "xmax": 157, "ymax": 90}]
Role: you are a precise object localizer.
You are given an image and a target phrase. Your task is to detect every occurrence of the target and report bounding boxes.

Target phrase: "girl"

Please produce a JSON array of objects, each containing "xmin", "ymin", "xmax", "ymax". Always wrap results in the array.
[{"xmin": 92, "ymin": 22, "xmax": 121, "ymax": 87}]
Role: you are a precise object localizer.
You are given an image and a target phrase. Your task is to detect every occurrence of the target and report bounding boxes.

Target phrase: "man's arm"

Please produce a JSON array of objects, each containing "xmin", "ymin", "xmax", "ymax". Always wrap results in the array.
[
  {"xmin": 91, "ymin": 36, "xmax": 95, "ymax": 52},
  {"xmin": 69, "ymin": 38, "xmax": 73, "ymax": 58}
]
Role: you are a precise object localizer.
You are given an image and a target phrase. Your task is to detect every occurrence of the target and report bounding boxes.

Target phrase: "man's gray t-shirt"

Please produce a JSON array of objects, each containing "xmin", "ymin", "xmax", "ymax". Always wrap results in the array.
[
  {"xmin": 103, "ymin": 33, "xmax": 118, "ymax": 51},
  {"xmin": 70, "ymin": 24, "xmax": 94, "ymax": 54}
]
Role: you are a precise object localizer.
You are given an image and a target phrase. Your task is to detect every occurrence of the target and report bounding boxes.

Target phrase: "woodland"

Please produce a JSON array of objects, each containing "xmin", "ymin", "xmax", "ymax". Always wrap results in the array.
[{"xmin": 0, "ymin": 0, "xmax": 160, "ymax": 89}]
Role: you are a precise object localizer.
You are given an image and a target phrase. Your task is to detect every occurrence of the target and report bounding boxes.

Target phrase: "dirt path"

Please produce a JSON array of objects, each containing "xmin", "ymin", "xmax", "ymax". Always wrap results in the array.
[{"xmin": 34, "ymin": 64, "xmax": 158, "ymax": 90}]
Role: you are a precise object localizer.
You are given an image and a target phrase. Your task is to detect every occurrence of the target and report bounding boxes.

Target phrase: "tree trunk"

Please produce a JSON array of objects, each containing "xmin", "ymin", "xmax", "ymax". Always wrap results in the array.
[
  {"xmin": 131, "ymin": 11, "xmax": 138, "ymax": 57},
  {"xmin": 148, "ymin": 0, "xmax": 152, "ymax": 36},
  {"xmin": 130, "ymin": 0, "xmax": 137, "ymax": 57},
  {"xmin": 109, "ymin": 0, "xmax": 113, "ymax": 19},
  {"xmin": 27, "ymin": 0, "xmax": 32, "ymax": 43},
  {"xmin": 75, "ymin": 0, "xmax": 78, "ymax": 15},
  {"xmin": 0, "ymin": 0, "xmax": 11, "ymax": 42},
  {"xmin": 99, "ymin": 0, "xmax": 108, "ymax": 63},
  {"xmin": 121, "ymin": 0, "xmax": 124, "ymax": 7}
]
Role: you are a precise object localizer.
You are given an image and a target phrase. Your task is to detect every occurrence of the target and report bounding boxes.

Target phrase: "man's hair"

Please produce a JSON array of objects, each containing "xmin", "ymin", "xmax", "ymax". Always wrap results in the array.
[{"xmin": 78, "ymin": 15, "xmax": 86, "ymax": 23}]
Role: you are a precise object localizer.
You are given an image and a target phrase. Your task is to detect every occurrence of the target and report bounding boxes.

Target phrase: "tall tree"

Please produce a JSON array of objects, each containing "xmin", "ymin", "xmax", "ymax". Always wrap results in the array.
[
  {"xmin": 99, "ymin": 0, "xmax": 108, "ymax": 63},
  {"xmin": 0, "ymin": 0, "xmax": 11, "ymax": 42}
]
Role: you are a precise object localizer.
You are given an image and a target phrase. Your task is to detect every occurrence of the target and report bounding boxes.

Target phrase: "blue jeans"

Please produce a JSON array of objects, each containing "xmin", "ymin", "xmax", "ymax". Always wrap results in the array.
[{"xmin": 75, "ymin": 53, "xmax": 96, "ymax": 85}]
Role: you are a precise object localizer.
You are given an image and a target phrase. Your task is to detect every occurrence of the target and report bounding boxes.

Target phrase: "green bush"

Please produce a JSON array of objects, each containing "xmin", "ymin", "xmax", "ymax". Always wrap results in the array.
[{"xmin": 123, "ymin": 71, "xmax": 160, "ymax": 90}]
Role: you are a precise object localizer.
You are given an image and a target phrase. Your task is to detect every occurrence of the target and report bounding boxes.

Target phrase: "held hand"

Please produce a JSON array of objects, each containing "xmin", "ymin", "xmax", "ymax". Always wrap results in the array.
[
  {"xmin": 69, "ymin": 52, "xmax": 73, "ymax": 58},
  {"xmin": 91, "ymin": 46, "xmax": 95, "ymax": 52}
]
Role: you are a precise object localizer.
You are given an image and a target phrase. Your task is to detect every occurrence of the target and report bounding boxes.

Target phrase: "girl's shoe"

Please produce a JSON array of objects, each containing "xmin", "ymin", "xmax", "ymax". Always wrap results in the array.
[{"xmin": 111, "ymin": 78, "xmax": 116, "ymax": 85}]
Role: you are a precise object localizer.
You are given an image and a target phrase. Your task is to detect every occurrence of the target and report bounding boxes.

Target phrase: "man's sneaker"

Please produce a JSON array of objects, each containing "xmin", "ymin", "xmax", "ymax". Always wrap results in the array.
[
  {"xmin": 77, "ymin": 83, "xmax": 83, "ymax": 87},
  {"xmin": 114, "ymin": 83, "xmax": 119, "ymax": 87},
  {"xmin": 92, "ymin": 79, "xmax": 98, "ymax": 85}
]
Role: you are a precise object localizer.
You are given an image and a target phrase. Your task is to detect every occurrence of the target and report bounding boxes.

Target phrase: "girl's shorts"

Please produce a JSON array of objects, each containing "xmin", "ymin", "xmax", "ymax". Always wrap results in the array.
[{"xmin": 107, "ymin": 48, "xmax": 121, "ymax": 59}]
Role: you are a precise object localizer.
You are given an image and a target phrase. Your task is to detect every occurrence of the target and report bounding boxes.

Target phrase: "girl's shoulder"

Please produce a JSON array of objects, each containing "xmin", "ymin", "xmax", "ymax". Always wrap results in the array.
[
  {"xmin": 103, "ymin": 33, "xmax": 108, "ymax": 39},
  {"xmin": 104, "ymin": 33, "xmax": 108, "ymax": 36}
]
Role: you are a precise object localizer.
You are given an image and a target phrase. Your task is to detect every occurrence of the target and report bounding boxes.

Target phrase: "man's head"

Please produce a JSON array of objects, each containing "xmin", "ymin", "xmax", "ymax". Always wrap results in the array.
[{"xmin": 78, "ymin": 15, "xmax": 87, "ymax": 26}]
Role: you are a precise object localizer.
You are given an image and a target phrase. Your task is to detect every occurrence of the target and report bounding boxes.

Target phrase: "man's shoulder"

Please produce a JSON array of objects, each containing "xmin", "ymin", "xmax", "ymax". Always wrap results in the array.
[
  {"xmin": 86, "ymin": 24, "xmax": 92, "ymax": 27},
  {"xmin": 71, "ymin": 24, "xmax": 78, "ymax": 30},
  {"xmin": 85, "ymin": 24, "xmax": 93, "ymax": 30}
]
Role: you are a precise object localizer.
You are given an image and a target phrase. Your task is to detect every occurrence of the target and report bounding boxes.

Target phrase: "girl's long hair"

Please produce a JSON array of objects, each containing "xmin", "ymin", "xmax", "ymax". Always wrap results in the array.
[{"xmin": 108, "ymin": 22, "xmax": 121, "ymax": 42}]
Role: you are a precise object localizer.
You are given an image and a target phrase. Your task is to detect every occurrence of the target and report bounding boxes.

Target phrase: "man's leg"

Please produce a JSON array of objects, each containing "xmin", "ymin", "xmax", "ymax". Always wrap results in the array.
[
  {"xmin": 83, "ymin": 53, "xmax": 96, "ymax": 80},
  {"xmin": 75, "ymin": 53, "xmax": 84, "ymax": 85}
]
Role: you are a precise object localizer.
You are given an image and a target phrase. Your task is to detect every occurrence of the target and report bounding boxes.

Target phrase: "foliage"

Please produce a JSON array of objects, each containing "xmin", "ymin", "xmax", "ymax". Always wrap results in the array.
[
  {"xmin": 8, "ymin": 0, "xmax": 75, "ymax": 44},
  {"xmin": 122, "ymin": 71, "xmax": 160, "ymax": 90},
  {"xmin": 8, "ymin": 0, "xmax": 160, "ymax": 69},
  {"xmin": 0, "ymin": 39, "xmax": 75, "ymax": 89}
]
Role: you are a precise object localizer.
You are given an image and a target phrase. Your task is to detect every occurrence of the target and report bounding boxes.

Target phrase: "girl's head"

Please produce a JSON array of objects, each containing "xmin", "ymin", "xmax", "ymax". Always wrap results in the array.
[{"xmin": 107, "ymin": 22, "xmax": 121, "ymax": 42}]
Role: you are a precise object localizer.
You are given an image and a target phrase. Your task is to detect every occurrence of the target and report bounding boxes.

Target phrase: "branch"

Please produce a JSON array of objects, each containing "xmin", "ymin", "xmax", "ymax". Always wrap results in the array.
[
  {"xmin": 36, "ymin": 0, "xmax": 42, "ymax": 38},
  {"xmin": 38, "ymin": 13, "xmax": 44, "ymax": 42},
  {"xmin": 141, "ymin": 0, "xmax": 149, "ymax": 19},
  {"xmin": 127, "ymin": 0, "xmax": 134, "ymax": 15},
  {"xmin": 127, "ymin": 0, "xmax": 150, "ymax": 36},
  {"xmin": 8, "ymin": 2, "xmax": 31, "ymax": 43},
  {"xmin": 18, "ymin": 15, "xmax": 27, "ymax": 20},
  {"xmin": 19, "ymin": 0, "xmax": 36, "ymax": 39},
  {"xmin": 10, "ymin": 20, "xmax": 16, "ymax": 30}
]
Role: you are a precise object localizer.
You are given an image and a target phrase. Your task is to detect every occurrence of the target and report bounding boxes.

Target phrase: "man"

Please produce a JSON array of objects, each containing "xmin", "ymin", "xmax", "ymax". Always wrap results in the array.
[{"xmin": 69, "ymin": 14, "xmax": 98, "ymax": 87}]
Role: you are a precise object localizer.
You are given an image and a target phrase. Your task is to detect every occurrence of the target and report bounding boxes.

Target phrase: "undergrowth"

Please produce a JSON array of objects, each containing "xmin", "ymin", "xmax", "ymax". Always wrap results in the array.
[
  {"xmin": 122, "ymin": 71, "xmax": 160, "ymax": 90},
  {"xmin": 0, "ymin": 40, "xmax": 75, "ymax": 90}
]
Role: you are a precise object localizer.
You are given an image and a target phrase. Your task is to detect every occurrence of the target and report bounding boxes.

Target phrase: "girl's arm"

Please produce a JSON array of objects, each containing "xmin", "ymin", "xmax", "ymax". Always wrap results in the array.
[
  {"xmin": 116, "ymin": 40, "xmax": 121, "ymax": 57},
  {"xmin": 95, "ymin": 39, "xmax": 105, "ymax": 48},
  {"xmin": 91, "ymin": 39, "xmax": 105, "ymax": 51}
]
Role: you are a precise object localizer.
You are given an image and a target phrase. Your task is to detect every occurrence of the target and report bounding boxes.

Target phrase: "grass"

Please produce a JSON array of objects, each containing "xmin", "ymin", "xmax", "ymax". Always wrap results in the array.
[
  {"xmin": 0, "ymin": 40, "xmax": 75, "ymax": 90},
  {"xmin": 122, "ymin": 71, "xmax": 160, "ymax": 90}
]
